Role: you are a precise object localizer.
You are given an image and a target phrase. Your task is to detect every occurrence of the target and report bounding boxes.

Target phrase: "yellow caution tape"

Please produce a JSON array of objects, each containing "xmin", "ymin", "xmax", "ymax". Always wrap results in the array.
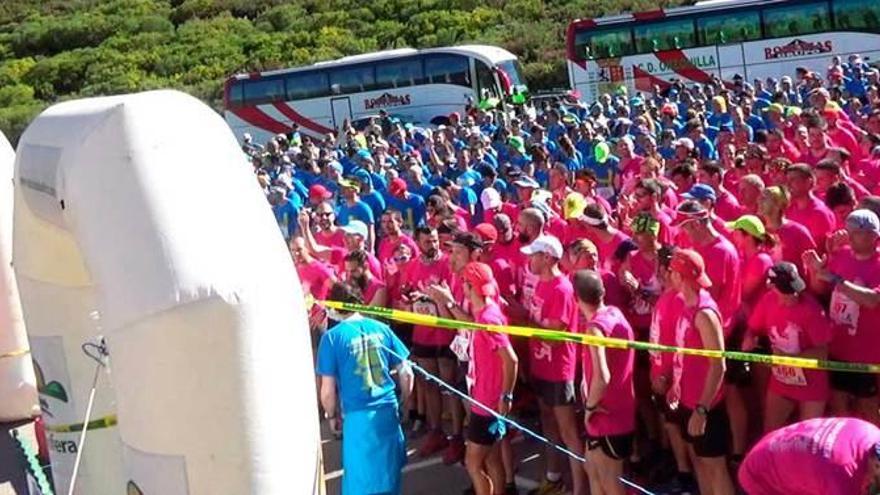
[
  {"xmin": 44, "ymin": 414, "xmax": 118, "ymax": 433},
  {"xmin": 321, "ymin": 300, "xmax": 880, "ymax": 374}
]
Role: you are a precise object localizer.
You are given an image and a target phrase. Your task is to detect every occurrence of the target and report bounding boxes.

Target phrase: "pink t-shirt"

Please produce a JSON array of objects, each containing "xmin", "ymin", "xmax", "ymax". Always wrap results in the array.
[
  {"xmin": 741, "ymin": 251, "xmax": 774, "ymax": 307},
  {"xmin": 587, "ymin": 230, "xmax": 630, "ymax": 271},
  {"xmin": 714, "ymin": 189, "xmax": 743, "ymax": 221},
  {"xmin": 827, "ymin": 249, "xmax": 880, "ymax": 363},
  {"xmin": 625, "ymin": 250, "xmax": 663, "ymax": 330},
  {"xmin": 748, "ymin": 291, "xmax": 831, "ymax": 402},
  {"xmin": 772, "ymin": 219, "xmax": 816, "ymax": 276},
  {"xmin": 528, "ymin": 274, "xmax": 579, "ymax": 382},
  {"xmin": 582, "ymin": 305, "xmax": 636, "ymax": 436},
  {"xmin": 787, "ymin": 194, "xmax": 835, "ymax": 252},
  {"xmin": 673, "ymin": 289, "xmax": 725, "ymax": 409},
  {"xmin": 468, "ymin": 303, "xmax": 512, "ymax": 416},
  {"xmin": 403, "ymin": 255, "xmax": 454, "ymax": 347},
  {"xmin": 377, "ymin": 234, "xmax": 419, "ymax": 265},
  {"xmin": 297, "ymin": 259, "xmax": 336, "ymax": 300},
  {"xmin": 650, "ymin": 290, "xmax": 684, "ymax": 380},
  {"xmin": 739, "ymin": 418, "xmax": 880, "ymax": 495},
  {"xmin": 360, "ymin": 277, "xmax": 386, "ymax": 305},
  {"xmin": 694, "ymin": 235, "xmax": 741, "ymax": 331},
  {"xmin": 315, "ymin": 228, "xmax": 346, "ymax": 249}
]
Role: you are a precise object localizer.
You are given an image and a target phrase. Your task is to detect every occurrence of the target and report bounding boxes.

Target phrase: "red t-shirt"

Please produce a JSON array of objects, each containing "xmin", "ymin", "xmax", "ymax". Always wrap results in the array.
[
  {"xmin": 650, "ymin": 290, "xmax": 684, "ymax": 380},
  {"xmin": 468, "ymin": 303, "xmax": 512, "ymax": 416},
  {"xmin": 771, "ymin": 219, "xmax": 816, "ymax": 276}
]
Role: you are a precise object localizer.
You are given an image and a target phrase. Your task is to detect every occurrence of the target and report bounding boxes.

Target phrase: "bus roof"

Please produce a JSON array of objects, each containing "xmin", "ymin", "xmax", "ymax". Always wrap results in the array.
[
  {"xmin": 230, "ymin": 44, "xmax": 518, "ymax": 81},
  {"xmin": 572, "ymin": 0, "xmax": 790, "ymax": 27}
]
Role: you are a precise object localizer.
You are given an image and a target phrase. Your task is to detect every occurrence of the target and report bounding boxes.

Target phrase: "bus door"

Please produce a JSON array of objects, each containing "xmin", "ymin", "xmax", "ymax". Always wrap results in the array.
[
  {"xmin": 330, "ymin": 97, "xmax": 352, "ymax": 130},
  {"xmin": 716, "ymin": 43, "xmax": 746, "ymax": 83}
]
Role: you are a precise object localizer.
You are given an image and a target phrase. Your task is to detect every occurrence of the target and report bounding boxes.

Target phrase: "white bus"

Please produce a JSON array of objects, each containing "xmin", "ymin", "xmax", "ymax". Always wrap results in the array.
[
  {"xmin": 565, "ymin": 0, "xmax": 880, "ymax": 100},
  {"xmin": 224, "ymin": 45, "xmax": 527, "ymax": 143}
]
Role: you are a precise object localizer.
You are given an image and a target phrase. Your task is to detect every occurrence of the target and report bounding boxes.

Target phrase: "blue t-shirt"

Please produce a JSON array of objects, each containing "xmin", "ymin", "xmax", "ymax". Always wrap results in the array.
[
  {"xmin": 316, "ymin": 316, "xmax": 409, "ymax": 412},
  {"xmin": 695, "ymin": 136, "xmax": 717, "ymax": 161},
  {"xmin": 458, "ymin": 187, "xmax": 478, "ymax": 212},
  {"xmin": 337, "ymin": 200, "xmax": 374, "ymax": 226},
  {"xmin": 388, "ymin": 193, "xmax": 427, "ymax": 231},
  {"xmin": 272, "ymin": 198, "xmax": 299, "ymax": 240},
  {"xmin": 361, "ymin": 190, "xmax": 387, "ymax": 222},
  {"xmin": 585, "ymin": 155, "xmax": 620, "ymax": 187}
]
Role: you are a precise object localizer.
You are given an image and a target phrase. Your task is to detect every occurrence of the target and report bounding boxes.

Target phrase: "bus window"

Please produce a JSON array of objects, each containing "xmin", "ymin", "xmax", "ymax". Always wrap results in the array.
[
  {"xmin": 330, "ymin": 65, "xmax": 376, "ymax": 95},
  {"xmin": 375, "ymin": 58, "xmax": 425, "ymax": 90},
  {"xmin": 634, "ymin": 18, "xmax": 696, "ymax": 53},
  {"xmin": 475, "ymin": 60, "xmax": 499, "ymax": 99},
  {"xmin": 574, "ymin": 27, "xmax": 633, "ymax": 59},
  {"xmin": 286, "ymin": 71, "xmax": 329, "ymax": 100},
  {"xmin": 697, "ymin": 12, "xmax": 761, "ymax": 44},
  {"xmin": 243, "ymin": 78, "xmax": 285, "ymax": 105},
  {"xmin": 833, "ymin": 0, "xmax": 880, "ymax": 31},
  {"xmin": 762, "ymin": 2, "xmax": 831, "ymax": 38},
  {"xmin": 424, "ymin": 54, "xmax": 470, "ymax": 87},
  {"xmin": 227, "ymin": 80, "xmax": 244, "ymax": 107}
]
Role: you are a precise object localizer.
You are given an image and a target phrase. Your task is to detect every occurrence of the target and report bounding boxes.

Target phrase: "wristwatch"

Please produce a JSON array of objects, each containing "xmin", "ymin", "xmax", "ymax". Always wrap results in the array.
[
  {"xmin": 445, "ymin": 301, "xmax": 456, "ymax": 311},
  {"xmin": 695, "ymin": 404, "xmax": 709, "ymax": 416},
  {"xmin": 501, "ymin": 392, "xmax": 514, "ymax": 403}
]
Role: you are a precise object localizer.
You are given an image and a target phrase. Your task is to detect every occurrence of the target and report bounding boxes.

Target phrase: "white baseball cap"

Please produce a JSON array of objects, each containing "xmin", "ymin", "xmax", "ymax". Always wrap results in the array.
[
  {"xmin": 480, "ymin": 187, "xmax": 502, "ymax": 210},
  {"xmin": 341, "ymin": 220, "xmax": 369, "ymax": 239},
  {"xmin": 520, "ymin": 235, "xmax": 563, "ymax": 259}
]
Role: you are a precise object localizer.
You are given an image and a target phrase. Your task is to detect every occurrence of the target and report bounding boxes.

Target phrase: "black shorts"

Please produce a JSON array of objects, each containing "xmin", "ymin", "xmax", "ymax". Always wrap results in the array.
[
  {"xmin": 586, "ymin": 432, "xmax": 634, "ymax": 461},
  {"xmin": 724, "ymin": 325, "xmax": 751, "ymax": 386},
  {"xmin": 466, "ymin": 412, "xmax": 506, "ymax": 446},
  {"xmin": 391, "ymin": 322, "xmax": 413, "ymax": 348},
  {"xmin": 411, "ymin": 343, "xmax": 456, "ymax": 360},
  {"xmin": 830, "ymin": 370, "xmax": 879, "ymax": 398},
  {"xmin": 652, "ymin": 393, "xmax": 676, "ymax": 423},
  {"xmin": 532, "ymin": 378, "xmax": 576, "ymax": 407},
  {"xmin": 676, "ymin": 406, "xmax": 731, "ymax": 458}
]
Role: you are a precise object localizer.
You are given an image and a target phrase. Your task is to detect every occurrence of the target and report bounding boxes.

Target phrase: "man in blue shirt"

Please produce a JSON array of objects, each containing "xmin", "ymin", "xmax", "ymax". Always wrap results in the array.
[
  {"xmin": 337, "ymin": 178, "xmax": 376, "ymax": 250},
  {"xmin": 268, "ymin": 186, "xmax": 298, "ymax": 241},
  {"xmin": 352, "ymin": 170, "xmax": 386, "ymax": 222},
  {"xmin": 317, "ymin": 283, "xmax": 414, "ymax": 495},
  {"xmin": 388, "ymin": 178, "xmax": 426, "ymax": 231}
]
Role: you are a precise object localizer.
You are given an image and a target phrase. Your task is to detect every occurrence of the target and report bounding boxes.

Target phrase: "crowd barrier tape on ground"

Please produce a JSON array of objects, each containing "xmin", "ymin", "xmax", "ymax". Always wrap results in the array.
[{"xmin": 321, "ymin": 300, "xmax": 880, "ymax": 374}]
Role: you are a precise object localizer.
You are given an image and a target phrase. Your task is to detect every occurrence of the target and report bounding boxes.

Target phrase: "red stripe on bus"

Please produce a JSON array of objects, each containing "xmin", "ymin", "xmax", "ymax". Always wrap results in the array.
[
  {"xmin": 632, "ymin": 65, "xmax": 671, "ymax": 92},
  {"xmin": 654, "ymin": 50, "xmax": 716, "ymax": 84},
  {"xmin": 229, "ymin": 106, "xmax": 290, "ymax": 135},
  {"xmin": 565, "ymin": 19, "xmax": 597, "ymax": 70},
  {"xmin": 271, "ymin": 102, "xmax": 334, "ymax": 135},
  {"xmin": 632, "ymin": 10, "xmax": 665, "ymax": 20}
]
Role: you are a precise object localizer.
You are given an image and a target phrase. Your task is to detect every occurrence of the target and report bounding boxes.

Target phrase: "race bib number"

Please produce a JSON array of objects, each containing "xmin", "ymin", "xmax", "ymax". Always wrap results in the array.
[
  {"xmin": 412, "ymin": 300, "xmax": 438, "ymax": 317},
  {"xmin": 772, "ymin": 365, "xmax": 807, "ymax": 387},
  {"xmin": 450, "ymin": 333, "xmax": 470, "ymax": 362},
  {"xmin": 830, "ymin": 289, "xmax": 860, "ymax": 335},
  {"xmin": 533, "ymin": 342, "xmax": 553, "ymax": 363}
]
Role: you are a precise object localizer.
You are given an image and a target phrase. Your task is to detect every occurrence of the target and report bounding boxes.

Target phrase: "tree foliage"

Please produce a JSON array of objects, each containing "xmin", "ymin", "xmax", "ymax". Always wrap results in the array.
[{"xmin": 0, "ymin": 0, "xmax": 689, "ymax": 142}]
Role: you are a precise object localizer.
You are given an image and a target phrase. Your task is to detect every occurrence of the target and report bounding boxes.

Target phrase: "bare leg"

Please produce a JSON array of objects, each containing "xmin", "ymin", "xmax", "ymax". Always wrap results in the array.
[
  {"xmin": 798, "ymin": 400, "xmax": 827, "ymax": 421},
  {"xmin": 763, "ymin": 391, "xmax": 796, "ymax": 433},
  {"xmin": 538, "ymin": 401, "xmax": 563, "ymax": 478},
  {"xmin": 485, "ymin": 444, "xmax": 506, "ymax": 494},
  {"xmin": 725, "ymin": 385, "xmax": 748, "ymax": 457},
  {"xmin": 465, "ymin": 442, "xmax": 493, "ymax": 495},
  {"xmin": 553, "ymin": 405, "xmax": 587, "ymax": 495},
  {"xmin": 418, "ymin": 358, "xmax": 443, "ymax": 430},
  {"xmin": 439, "ymin": 358, "xmax": 464, "ymax": 436}
]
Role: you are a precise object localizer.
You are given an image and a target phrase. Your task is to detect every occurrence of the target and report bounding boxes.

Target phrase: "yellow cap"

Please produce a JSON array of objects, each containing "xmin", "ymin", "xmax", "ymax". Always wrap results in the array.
[{"xmin": 563, "ymin": 192, "xmax": 588, "ymax": 220}]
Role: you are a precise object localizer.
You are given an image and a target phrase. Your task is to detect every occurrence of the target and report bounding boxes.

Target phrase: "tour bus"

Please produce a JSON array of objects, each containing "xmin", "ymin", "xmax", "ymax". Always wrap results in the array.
[
  {"xmin": 224, "ymin": 45, "xmax": 527, "ymax": 144},
  {"xmin": 565, "ymin": 0, "xmax": 880, "ymax": 100}
]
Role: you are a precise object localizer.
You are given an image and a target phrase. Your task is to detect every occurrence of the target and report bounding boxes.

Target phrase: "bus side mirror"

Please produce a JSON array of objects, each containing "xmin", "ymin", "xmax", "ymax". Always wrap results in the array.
[
  {"xmin": 673, "ymin": 36, "xmax": 681, "ymax": 49},
  {"xmin": 331, "ymin": 84, "xmax": 341, "ymax": 95},
  {"xmin": 719, "ymin": 32, "xmax": 727, "ymax": 44},
  {"xmin": 652, "ymin": 39, "xmax": 659, "ymax": 52}
]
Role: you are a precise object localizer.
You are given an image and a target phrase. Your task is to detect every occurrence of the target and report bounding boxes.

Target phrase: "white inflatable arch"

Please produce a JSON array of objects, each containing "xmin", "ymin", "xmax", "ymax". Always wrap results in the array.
[
  {"xmin": 14, "ymin": 90, "xmax": 322, "ymax": 495},
  {"xmin": 0, "ymin": 130, "xmax": 38, "ymax": 422}
]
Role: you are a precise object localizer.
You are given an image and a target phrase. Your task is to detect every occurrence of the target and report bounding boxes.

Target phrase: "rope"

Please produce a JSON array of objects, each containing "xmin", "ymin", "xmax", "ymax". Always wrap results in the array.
[
  {"xmin": 66, "ymin": 339, "xmax": 108, "ymax": 495},
  {"xmin": 362, "ymin": 332, "xmax": 656, "ymax": 494}
]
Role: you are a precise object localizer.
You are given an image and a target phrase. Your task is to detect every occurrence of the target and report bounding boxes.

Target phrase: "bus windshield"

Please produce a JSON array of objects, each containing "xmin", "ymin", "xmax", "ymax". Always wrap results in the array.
[{"xmin": 497, "ymin": 59, "xmax": 527, "ymax": 92}]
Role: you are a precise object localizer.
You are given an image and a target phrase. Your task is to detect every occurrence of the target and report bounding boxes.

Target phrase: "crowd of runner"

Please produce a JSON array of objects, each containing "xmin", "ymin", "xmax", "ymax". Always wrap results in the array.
[{"xmin": 251, "ymin": 54, "xmax": 880, "ymax": 495}]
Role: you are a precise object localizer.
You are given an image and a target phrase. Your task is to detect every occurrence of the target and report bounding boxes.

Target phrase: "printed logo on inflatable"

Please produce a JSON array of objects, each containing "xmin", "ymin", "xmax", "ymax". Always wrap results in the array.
[{"xmin": 33, "ymin": 359, "xmax": 68, "ymax": 416}]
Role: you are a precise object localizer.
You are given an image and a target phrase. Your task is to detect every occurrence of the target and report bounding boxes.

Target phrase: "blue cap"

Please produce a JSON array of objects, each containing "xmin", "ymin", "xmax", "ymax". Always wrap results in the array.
[
  {"xmin": 328, "ymin": 161, "xmax": 343, "ymax": 174},
  {"xmin": 629, "ymin": 96, "xmax": 644, "ymax": 107},
  {"xmin": 341, "ymin": 220, "xmax": 369, "ymax": 239},
  {"xmin": 683, "ymin": 184, "xmax": 717, "ymax": 202},
  {"xmin": 356, "ymin": 149, "xmax": 373, "ymax": 161},
  {"xmin": 353, "ymin": 169, "xmax": 372, "ymax": 186}
]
